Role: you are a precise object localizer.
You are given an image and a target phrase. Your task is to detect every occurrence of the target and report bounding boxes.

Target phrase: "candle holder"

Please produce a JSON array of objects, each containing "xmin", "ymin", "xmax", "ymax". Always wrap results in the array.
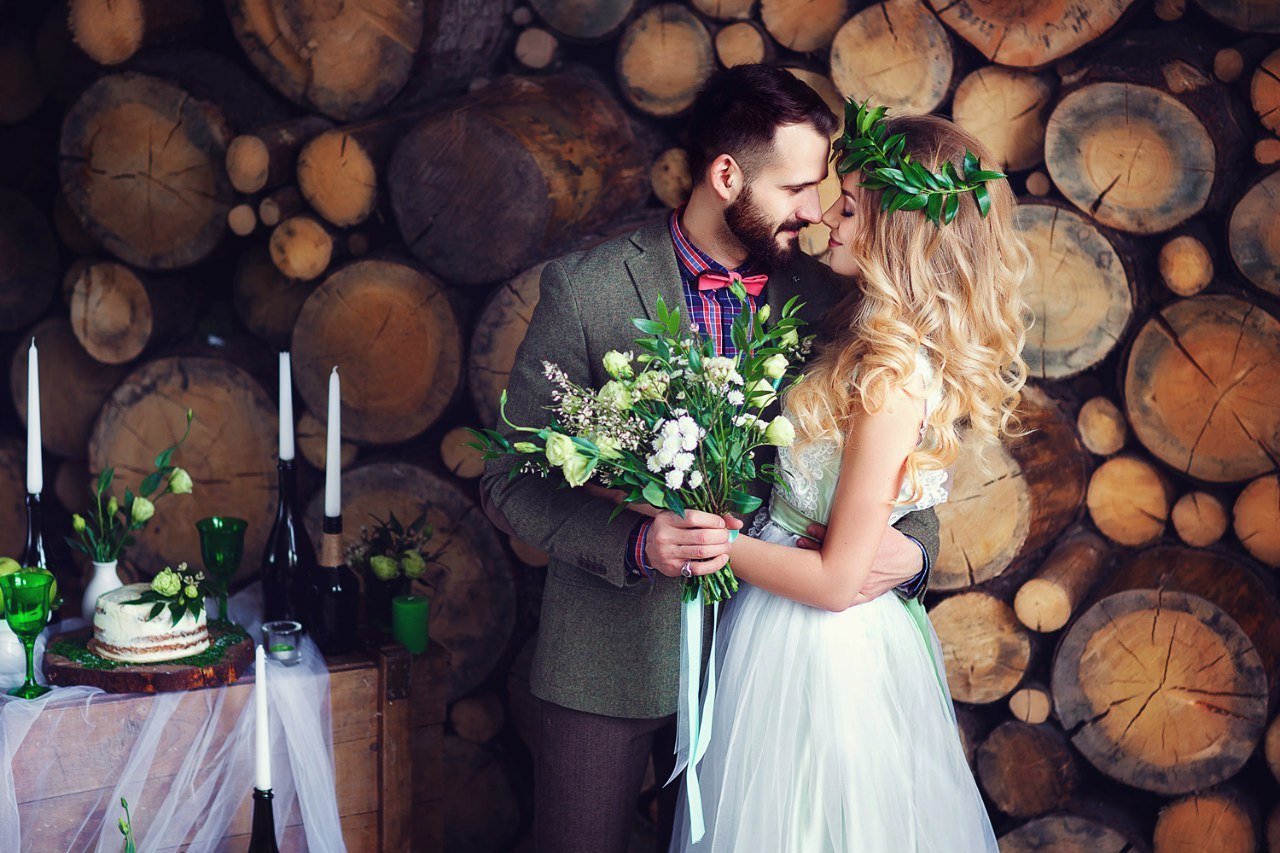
[
  {"xmin": 392, "ymin": 594, "xmax": 429, "ymax": 655},
  {"xmin": 262, "ymin": 620, "xmax": 302, "ymax": 666},
  {"xmin": 196, "ymin": 516, "xmax": 247, "ymax": 624}
]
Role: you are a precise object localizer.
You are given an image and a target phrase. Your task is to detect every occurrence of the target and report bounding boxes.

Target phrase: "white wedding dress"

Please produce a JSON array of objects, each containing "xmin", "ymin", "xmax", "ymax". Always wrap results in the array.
[{"xmin": 672, "ymin": 352, "xmax": 998, "ymax": 853}]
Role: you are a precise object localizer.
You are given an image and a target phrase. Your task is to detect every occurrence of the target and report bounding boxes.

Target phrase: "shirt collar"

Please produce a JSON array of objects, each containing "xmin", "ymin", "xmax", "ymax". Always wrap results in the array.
[{"xmin": 669, "ymin": 208, "xmax": 757, "ymax": 280}]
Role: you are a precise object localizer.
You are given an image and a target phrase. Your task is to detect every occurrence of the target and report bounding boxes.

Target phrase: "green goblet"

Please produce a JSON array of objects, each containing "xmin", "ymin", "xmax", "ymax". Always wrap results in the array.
[
  {"xmin": 0, "ymin": 571, "xmax": 53, "ymax": 699},
  {"xmin": 196, "ymin": 516, "xmax": 247, "ymax": 623}
]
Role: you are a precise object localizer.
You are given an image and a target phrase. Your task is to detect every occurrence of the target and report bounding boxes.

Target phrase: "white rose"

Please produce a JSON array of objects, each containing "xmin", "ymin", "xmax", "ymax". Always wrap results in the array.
[
  {"xmin": 779, "ymin": 327, "xmax": 800, "ymax": 348},
  {"xmin": 635, "ymin": 371, "xmax": 670, "ymax": 401},
  {"xmin": 545, "ymin": 432, "xmax": 576, "ymax": 466},
  {"xmin": 602, "ymin": 350, "xmax": 634, "ymax": 380},
  {"xmin": 562, "ymin": 453, "xmax": 594, "ymax": 487},
  {"xmin": 597, "ymin": 380, "xmax": 633, "ymax": 411},
  {"xmin": 764, "ymin": 416, "xmax": 796, "ymax": 447},
  {"xmin": 757, "ymin": 305, "xmax": 771, "ymax": 323},
  {"xmin": 762, "ymin": 353, "xmax": 788, "ymax": 380},
  {"xmin": 747, "ymin": 379, "xmax": 777, "ymax": 409},
  {"xmin": 592, "ymin": 434, "xmax": 623, "ymax": 460}
]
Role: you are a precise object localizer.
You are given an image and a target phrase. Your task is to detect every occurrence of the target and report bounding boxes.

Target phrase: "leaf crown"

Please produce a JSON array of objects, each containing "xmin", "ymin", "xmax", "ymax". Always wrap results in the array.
[{"xmin": 831, "ymin": 98, "xmax": 1007, "ymax": 226}]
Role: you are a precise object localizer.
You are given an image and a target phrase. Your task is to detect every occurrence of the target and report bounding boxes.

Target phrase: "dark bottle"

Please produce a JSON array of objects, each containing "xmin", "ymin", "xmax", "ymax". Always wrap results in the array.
[
  {"xmin": 261, "ymin": 460, "xmax": 316, "ymax": 623},
  {"xmin": 21, "ymin": 492, "xmax": 51, "ymax": 571},
  {"xmin": 247, "ymin": 788, "xmax": 280, "ymax": 853},
  {"xmin": 306, "ymin": 516, "xmax": 359, "ymax": 655}
]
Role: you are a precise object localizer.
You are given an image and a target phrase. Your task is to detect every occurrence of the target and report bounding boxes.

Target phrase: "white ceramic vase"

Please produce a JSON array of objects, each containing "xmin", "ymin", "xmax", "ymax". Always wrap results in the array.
[
  {"xmin": 81, "ymin": 559, "xmax": 123, "ymax": 620},
  {"xmin": 0, "ymin": 620, "xmax": 25, "ymax": 689}
]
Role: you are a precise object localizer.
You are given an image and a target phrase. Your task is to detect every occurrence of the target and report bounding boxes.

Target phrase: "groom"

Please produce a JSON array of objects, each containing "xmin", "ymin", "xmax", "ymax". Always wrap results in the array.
[{"xmin": 482, "ymin": 64, "xmax": 939, "ymax": 853}]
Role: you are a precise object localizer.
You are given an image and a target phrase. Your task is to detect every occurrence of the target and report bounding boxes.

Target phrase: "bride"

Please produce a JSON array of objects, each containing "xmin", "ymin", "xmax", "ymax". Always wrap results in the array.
[{"xmin": 670, "ymin": 112, "xmax": 1030, "ymax": 852}]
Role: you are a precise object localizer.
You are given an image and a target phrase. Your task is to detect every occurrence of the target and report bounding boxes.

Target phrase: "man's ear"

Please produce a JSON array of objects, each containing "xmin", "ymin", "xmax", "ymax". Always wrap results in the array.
[{"xmin": 707, "ymin": 154, "xmax": 744, "ymax": 203}]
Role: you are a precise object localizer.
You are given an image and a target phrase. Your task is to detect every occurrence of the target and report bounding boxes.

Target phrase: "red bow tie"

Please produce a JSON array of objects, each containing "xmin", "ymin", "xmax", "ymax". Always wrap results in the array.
[{"xmin": 697, "ymin": 270, "xmax": 768, "ymax": 297}]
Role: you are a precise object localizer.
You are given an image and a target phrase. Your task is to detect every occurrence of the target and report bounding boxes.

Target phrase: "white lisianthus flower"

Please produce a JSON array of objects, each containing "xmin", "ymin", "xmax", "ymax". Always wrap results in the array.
[
  {"xmin": 747, "ymin": 379, "xmax": 777, "ymax": 409},
  {"xmin": 779, "ymin": 327, "xmax": 800, "ymax": 348},
  {"xmin": 562, "ymin": 453, "xmax": 594, "ymax": 487},
  {"xmin": 597, "ymin": 380, "xmax": 633, "ymax": 411},
  {"xmin": 545, "ymin": 432, "xmax": 576, "ymax": 466},
  {"xmin": 765, "ymin": 416, "xmax": 796, "ymax": 447},
  {"xmin": 635, "ymin": 371, "xmax": 670, "ymax": 401},
  {"xmin": 513, "ymin": 441, "xmax": 539, "ymax": 453},
  {"xmin": 727, "ymin": 390, "xmax": 745, "ymax": 406},
  {"xmin": 703, "ymin": 356, "xmax": 737, "ymax": 385},
  {"xmin": 758, "ymin": 305, "xmax": 771, "ymax": 323},
  {"xmin": 673, "ymin": 452, "xmax": 695, "ymax": 472},
  {"xmin": 762, "ymin": 353, "xmax": 788, "ymax": 380},
  {"xmin": 592, "ymin": 434, "xmax": 623, "ymax": 460},
  {"xmin": 688, "ymin": 470, "xmax": 704, "ymax": 489},
  {"xmin": 665, "ymin": 469, "xmax": 685, "ymax": 490},
  {"xmin": 602, "ymin": 350, "xmax": 634, "ymax": 379}
]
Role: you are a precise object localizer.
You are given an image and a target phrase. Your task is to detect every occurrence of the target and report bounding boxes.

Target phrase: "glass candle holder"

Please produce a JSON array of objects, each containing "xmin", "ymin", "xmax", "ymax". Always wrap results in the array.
[
  {"xmin": 392, "ymin": 594, "xmax": 429, "ymax": 655},
  {"xmin": 262, "ymin": 620, "xmax": 302, "ymax": 666}
]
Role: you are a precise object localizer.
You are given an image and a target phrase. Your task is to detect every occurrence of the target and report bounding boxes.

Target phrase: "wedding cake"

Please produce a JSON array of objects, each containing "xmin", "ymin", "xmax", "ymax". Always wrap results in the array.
[{"xmin": 89, "ymin": 583, "xmax": 211, "ymax": 663}]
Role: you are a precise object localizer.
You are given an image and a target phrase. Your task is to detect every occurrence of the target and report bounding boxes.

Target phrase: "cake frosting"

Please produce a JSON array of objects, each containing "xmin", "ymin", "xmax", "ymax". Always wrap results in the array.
[{"xmin": 89, "ymin": 583, "xmax": 210, "ymax": 663}]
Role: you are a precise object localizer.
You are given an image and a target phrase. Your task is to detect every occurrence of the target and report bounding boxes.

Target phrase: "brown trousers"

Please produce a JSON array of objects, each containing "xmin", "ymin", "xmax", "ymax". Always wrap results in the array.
[{"xmin": 534, "ymin": 698, "xmax": 680, "ymax": 853}]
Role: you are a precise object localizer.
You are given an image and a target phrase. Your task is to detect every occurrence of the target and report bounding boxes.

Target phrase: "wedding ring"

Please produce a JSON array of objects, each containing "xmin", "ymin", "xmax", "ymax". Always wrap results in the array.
[{"xmin": 680, "ymin": 561, "xmax": 693, "ymax": 578}]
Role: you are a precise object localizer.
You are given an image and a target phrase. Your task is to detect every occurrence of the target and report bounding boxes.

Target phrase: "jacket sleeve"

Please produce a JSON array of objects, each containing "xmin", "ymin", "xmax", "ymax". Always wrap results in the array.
[
  {"xmin": 479, "ymin": 259, "xmax": 643, "ymax": 588},
  {"xmin": 890, "ymin": 506, "xmax": 939, "ymax": 602}
]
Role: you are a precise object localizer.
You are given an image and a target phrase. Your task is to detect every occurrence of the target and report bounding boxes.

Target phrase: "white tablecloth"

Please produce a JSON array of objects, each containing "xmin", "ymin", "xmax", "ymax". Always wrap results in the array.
[{"xmin": 0, "ymin": 584, "xmax": 346, "ymax": 852}]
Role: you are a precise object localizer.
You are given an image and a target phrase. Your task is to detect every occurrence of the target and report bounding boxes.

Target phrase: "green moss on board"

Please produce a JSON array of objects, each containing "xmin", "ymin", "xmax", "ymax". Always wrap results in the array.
[{"xmin": 49, "ymin": 624, "xmax": 250, "ymax": 671}]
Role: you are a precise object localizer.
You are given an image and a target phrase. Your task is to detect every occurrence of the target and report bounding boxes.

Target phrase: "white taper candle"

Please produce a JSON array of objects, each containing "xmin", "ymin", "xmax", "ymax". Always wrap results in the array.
[
  {"xmin": 255, "ymin": 644, "xmax": 271, "ymax": 791},
  {"xmin": 278, "ymin": 352, "xmax": 295, "ymax": 462},
  {"xmin": 324, "ymin": 366, "xmax": 340, "ymax": 517},
  {"xmin": 26, "ymin": 338, "xmax": 41, "ymax": 495}
]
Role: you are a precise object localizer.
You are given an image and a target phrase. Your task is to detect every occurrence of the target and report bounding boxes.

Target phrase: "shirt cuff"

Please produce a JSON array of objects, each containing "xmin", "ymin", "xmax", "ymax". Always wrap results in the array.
[
  {"xmin": 895, "ymin": 533, "xmax": 931, "ymax": 601},
  {"xmin": 625, "ymin": 517, "xmax": 656, "ymax": 583}
]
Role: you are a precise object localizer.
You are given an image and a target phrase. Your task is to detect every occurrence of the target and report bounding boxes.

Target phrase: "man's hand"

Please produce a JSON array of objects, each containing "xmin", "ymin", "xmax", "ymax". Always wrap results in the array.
[
  {"xmin": 646, "ymin": 510, "xmax": 744, "ymax": 578},
  {"xmin": 797, "ymin": 521, "xmax": 923, "ymax": 601}
]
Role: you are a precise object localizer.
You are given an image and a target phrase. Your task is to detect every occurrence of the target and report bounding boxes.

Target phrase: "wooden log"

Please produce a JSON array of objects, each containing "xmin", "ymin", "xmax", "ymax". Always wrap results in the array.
[
  {"xmin": 88, "ymin": 357, "xmax": 278, "ymax": 585},
  {"xmin": 761, "ymin": 0, "xmax": 846, "ymax": 53},
  {"xmin": 1123, "ymin": 295, "xmax": 1280, "ymax": 483},
  {"xmin": 1268, "ymin": 714, "xmax": 1280, "ymax": 783},
  {"xmin": 1008, "ymin": 682, "xmax": 1052, "ymax": 725},
  {"xmin": 1155, "ymin": 0, "xmax": 1186, "ymax": 20},
  {"xmin": 59, "ymin": 73, "xmax": 233, "ymax": 271},
  {"xmin": 929, "ymin": 591, "xmax": 1032, "ymax": 705},
  {"xmin": 231, "ymin": 243, "xmax": 316, "ymax": 349},
  {"xmin": 1086, "ymin": 455, "xmax": 1174, "ymax": 547},
  {"xmin": 1154, "ymin": 785, "xmax": 1260, "ymax": 853},
  {"xmin": 529, "ymin": 0, "xmax": 635, "ymax": 42},
  {"xmin": 226, "ymin": 115, "xmax": 334, "ymax": 195},
  {"xmin": 714, "ymin": 21, "xmax": 772, "ymax": 68},
  {"xmin": 1194, "ymin": 0, "xmax": 1280, "ymax": 32},
  {"xmin": 449, "ymin": 693, "xmax": 506, "ymax": 743},
  {"xmin": 67, "ymin": 261, "xmax": 201, "ymax": 365},
  {"xmin": 514, "ymin": 27, "xmax": 560, "ymax": 70},
  {"xmin": 1158, "ymin": 221, "xmax": 1215, "ymax": 296},
  {"xmin": 389, "ymin": 74, "xmax": 652, "ymax": 286},
  {"xmin": 933, "ymin": 384, "xmax": 1089, "ymax": 591},
  {"xmin": 953, "ymin": 705, "xmax": 989, "ymax": 769},
  {"xmin": 1013, "ymin": 529, "xmax": 1109, "ymax": 633},
  {"xmin": 34, "ymin": 3, "xmax": 99, "ymax": 106},
  {"xmin": 10, "ymin": 318, "xmax": 127, "ymax": 461},
  {"xmin": 227, "ymin": 204, "xmax": 257, "ymax": 237},
  {"xmin": 926, "ymin": 0, "xmax": 1136, "ymax": 68},
  {"xmin": 53, "ymin": 192, "xmax": 97, "ymax": 257},
  {"xmin": 54, "ymin": 458, "xmax": 91, "ymax": 519},
  {"xmin": 1045, "ymin": 33, "xmax": 1251, "ymax": 234},
  {"xmin": 951, "ymin": 67, "xmax": 1054, "ymax": 171},
  {"xmin": 128, "ymin": 47, "xmax": 292, "ymax": 139},
  {"xmin": 1271, "ymin": 804, "xmax": 1280, "ymax": 853},
  {"xmin": 692, "ymin": 0, "xmax": 755, "ymax": 20},
  {"xmin": 616, "ymin": 5, "xmax": 715, "ymax": 117},
  {"xmin": 0, "ymin": 437, "xmax": 25, "ymax": 559},
  {"xmin": 225, "ymin": 0, "xmax": 424, "ymax": 121},
  {"xmin": 1012, "ymin": 201, "xmax": 1136, "ymax": 380},
  {"xmin": 441, "ymin": 427, "xmax": 486, "ymax": 480},
  {"xmin": 269, "ymin": 215, "xmax": 336, "ymax": 281},
  {"xmin": 1228, "ymin": 170, "xmax": 1280, "ymax": 296},
  {"xmin": 442, "ymin": 736, "xmax": 522, "ymax": 851},
  {"xmin": 1172, "ymin": 491, "xmax": 1229, "ymax": 547},
  {"xmin": 1054, "ymin": 588, "xmax": 1270, "ymax": 794},
  {"xmin": 257, "ymin": 185, "xmax": 307, "ymax": 229},
  {"xmin": 0, "ymin": 27, "xmax": 45, "ymax": 125},
  {"xmin": 830, "ymin": 0, "xmax": 954, "ymax": 114},
  {"xmin": 650, "ymin": 148, "xmax": 692, "ymax": 210},
  {"xmin": 977, "ymin": 721, "xmax": 1080, "ymax": 818},
  {"xmin": 296, "ymin": 409, "xmax": 358, "ymax": 472},
  {"xmin": 0, "ymin": 188, "xmax": 58, "ymax": 332},
  {"xmin": 389, "ymin": 0, "xmax": 514, "ymax": 109},
  {"xmin": 512, "ymin": 6, "xmax": 535, "ymax": 26},
  {"xmin": 1235, "ymin": 474, "xmax": 1280, "ymax": 566},
  {"xmin": 68, "ymin": 0, "xmax": 205, "ymax": 66},
  {"xmin": 1077, "ymin": 396, "xmax": 1127, "ymax": 456},
  {"xmin": 1215, "ymin": 36, "xmax": 1273, "ymax": 82},
  {"xmin": 998, "ymin": 811, "xmax": 1151, "ymax": 853},
  {"xmin": 292, "ymin": 258, "xmax": 463, "ymax": 444},
  {"xmin": 1024, "ymin": 171, "xmax": 1052, "ymax": 196},
  {"xmin": 305, "ymin": 462, "xmax": 517, "ymax": 701},
  {"xmin": 297, "ymin": 113, "xmax": 427, "ymax": 229},
  {"xmin": 1256, "ymin": 136, "xmax": 1280, "ymax": 165}
]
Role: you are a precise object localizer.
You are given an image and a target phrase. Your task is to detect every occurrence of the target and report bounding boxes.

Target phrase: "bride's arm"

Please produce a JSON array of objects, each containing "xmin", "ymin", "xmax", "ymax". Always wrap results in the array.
[{"xmin": 723, "ymin": 384, "xmax": 925, "ymax": 611}]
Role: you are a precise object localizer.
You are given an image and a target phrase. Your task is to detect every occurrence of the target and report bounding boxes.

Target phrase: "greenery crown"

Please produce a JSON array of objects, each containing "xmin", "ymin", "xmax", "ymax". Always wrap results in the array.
[{"xmin": 831, "ymin": 98, "xmax": 1007, "ymax": 227}]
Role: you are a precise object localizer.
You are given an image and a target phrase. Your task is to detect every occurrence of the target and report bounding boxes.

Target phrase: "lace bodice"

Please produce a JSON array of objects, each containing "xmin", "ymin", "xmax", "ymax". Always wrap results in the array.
[{"xmin": 765, "ymin": 350, "xmax": 950, "ymax": 533}]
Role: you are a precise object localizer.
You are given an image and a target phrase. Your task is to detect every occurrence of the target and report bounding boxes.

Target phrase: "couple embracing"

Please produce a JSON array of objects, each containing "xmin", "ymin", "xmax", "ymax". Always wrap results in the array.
[{"xmin": 482, "ymin": 64, "xmax": 1029, "ymax": 853}]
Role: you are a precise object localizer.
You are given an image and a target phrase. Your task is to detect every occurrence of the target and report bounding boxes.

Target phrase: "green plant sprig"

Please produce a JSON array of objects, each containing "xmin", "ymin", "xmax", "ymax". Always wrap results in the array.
[{"xmin": 831, "ymin": 98, "xmax": 1006, "ymax": 226}]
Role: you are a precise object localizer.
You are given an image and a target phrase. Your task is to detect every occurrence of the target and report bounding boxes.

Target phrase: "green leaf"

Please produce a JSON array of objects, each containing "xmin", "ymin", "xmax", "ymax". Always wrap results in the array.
[
  {"xmin": 879, "ymin": 187, "xmax": 897, "ymax": 213},
  {"xmin": 944, "ymin": 193, "xmax": 960, "ymax": 224},
  {"xmin": 148, "ymin": 602, "xmax": 165, "ymax": 621},
  {"xmin": 887, "ymin": 191, "xmax": 914, "ymax": 213},
  {"xmin": 963, "ymin": 151, "xmax": 980, "ymax": 175},
  {"xmin": 632, "ymin": 318, "xmax": 664, "ymax": 335},
  {"xmin": 899, "ymin": 193, "xmax": 928, "ymax": 211},
  {"xmin": 974, "ymin": 184, "xmax": 991, "ymax": 217},
  {"xmin": 967, "ymin": 169, "xmax": 1006, "ymax": 182},
  {"xmin": 642, "ymin": 482, "xmax": 665, "ymax": 507},
  {"xmin": 169, "ymin": 602, "xmax": 183, "ymax": 626},
  {"xmin": 926, "ymin": 193, "xmax": 943, "ymax": 224},
  {"xmin": 97, "ymin": 468, "xmax": 114, "ymax": 497},
  {"xmin": 726, "ymin": 491, "xmax": 762, "ymax": 514},
  {"xmin": 139, "ymin": 471, "xmax": 162, "ymax": 497}
]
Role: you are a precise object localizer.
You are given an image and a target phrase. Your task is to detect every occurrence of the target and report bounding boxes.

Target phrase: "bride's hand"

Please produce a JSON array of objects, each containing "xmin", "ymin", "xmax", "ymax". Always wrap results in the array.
[{"xmin": 584, "ymin": 484, "xmax": 661, "ymax": 517}]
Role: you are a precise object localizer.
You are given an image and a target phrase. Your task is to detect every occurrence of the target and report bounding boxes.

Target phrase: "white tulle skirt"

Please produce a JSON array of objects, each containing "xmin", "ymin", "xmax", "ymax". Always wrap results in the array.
[{"xmin": 671, "ymin": 521, "xmax": 998, "ymax": 853}]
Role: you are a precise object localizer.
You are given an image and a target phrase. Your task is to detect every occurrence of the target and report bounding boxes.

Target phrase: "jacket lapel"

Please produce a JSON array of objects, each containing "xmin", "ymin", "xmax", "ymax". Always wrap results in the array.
[{"xmin": 624, "ymin": 220, "xmax": 683, "ymax": 322}]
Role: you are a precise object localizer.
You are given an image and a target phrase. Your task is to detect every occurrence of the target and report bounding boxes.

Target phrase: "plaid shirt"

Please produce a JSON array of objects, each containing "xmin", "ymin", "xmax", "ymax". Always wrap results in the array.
[{"xmin": 623, "ymin": 211, "xmax": 929, "ymax": 598}]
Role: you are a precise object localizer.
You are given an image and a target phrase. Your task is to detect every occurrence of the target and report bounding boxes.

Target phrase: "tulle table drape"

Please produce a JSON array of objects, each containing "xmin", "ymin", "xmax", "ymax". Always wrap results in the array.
[{"xmin": 0, "ymin": 584, "xmax": 346, "ymax": 852}]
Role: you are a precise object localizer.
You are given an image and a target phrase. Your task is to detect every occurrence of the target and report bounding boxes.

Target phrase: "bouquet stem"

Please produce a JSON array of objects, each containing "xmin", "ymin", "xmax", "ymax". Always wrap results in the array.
[{"xmin": 683, "ymin": 564, "xmax": 739, "ymax": 604}]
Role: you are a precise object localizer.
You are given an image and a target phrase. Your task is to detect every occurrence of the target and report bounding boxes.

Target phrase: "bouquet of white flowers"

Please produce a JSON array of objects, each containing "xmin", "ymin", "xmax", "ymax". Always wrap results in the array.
[{"xmin": 471, "ymin": 283, "xmax": 810, "ymax": 604}]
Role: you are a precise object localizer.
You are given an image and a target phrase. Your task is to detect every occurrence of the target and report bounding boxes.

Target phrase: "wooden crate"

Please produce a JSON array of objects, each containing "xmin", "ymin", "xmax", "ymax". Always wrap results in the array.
[{"xmin": 11, "ymin": 642, "xmax": 447, "ymax": 851}]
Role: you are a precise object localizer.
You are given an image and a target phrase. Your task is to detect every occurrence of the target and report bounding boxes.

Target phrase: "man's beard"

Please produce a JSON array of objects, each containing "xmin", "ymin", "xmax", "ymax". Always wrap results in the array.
[{"xmin": 724, "ymin": 185, "xmax": 805, "ymax": 270}]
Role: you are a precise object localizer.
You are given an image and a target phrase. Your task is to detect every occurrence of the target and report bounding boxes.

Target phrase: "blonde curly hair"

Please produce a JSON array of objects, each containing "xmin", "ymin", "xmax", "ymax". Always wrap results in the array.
[{"xmin": 785, "ymin": 114, "xmax": 1032, "ymax": 503}]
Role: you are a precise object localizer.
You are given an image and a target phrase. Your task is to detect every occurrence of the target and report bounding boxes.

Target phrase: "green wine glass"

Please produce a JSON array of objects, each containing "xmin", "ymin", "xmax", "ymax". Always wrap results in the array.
[
  {"xmin": 196, "ymin": 516, "xmax": 248, "ymax": 624},
  {"xmin": 0, "ymin": 571, "xmax": 53, "ymax": 699}
]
